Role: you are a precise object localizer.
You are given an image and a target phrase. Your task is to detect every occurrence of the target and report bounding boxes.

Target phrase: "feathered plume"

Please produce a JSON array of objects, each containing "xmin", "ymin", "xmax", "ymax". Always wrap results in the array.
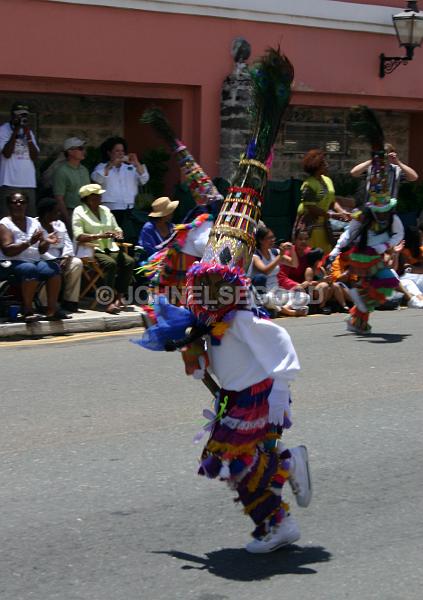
[
  {"xmin": 246, "ymin": 46, "xmax": 294, "ymax": 166},
  {"xmin": 348, "ymin": 106, "xmax": 385, "ymax": 152},
  {"xmin": 140, "ymin": 108, "xmax": 179, "ymax": 151},
  {"xmin": 140, "ymin": 108, "xmax": 222, "ymax": 206}
]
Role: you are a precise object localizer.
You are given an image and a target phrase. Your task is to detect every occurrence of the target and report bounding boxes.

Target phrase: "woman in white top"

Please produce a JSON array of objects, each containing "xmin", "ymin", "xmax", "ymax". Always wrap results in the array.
[
  {"xmin": 91, "ymin": 136, "xmax": 149, "ymax": 238},
  {"xmin": 0, "ymin": 192, "xmax": 68, "ymax": 322},
  {"xmin": 37, "ymin": 197, "xmax": 83, "ymax": 313},
  {"xmin": 251, "ymin": 226, "xmax": 309, "ymax": 316}
]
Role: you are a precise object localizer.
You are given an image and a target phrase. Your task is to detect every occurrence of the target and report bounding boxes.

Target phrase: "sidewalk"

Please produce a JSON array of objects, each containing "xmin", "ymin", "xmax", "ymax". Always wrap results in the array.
[{"xmin": 0, "ymin": 305, "xmax": 147, "ymax": 339}]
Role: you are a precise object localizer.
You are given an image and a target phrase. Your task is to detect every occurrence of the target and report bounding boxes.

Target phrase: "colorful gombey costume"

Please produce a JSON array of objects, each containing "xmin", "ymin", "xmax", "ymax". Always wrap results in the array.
[
  {"xmin": 137, "ymin": 109, "xmax": 223, "ymax": 303},
  {"xmin": 181, "ymin": 47, "xmax": 312, "ymax": 553},
  {"xmin": 134, "ymin": 47, "xmax": 311, "ymax": 553},
  {"xmin": 328, "ymin": 107, "xmax": 404, "ymax": 334}
]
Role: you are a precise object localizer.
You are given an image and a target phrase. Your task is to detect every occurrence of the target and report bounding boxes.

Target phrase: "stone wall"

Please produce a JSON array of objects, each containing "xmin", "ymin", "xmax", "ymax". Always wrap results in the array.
[
  {"xmin": 0, "ymin": 92, "xmax": 124, "ymax": 165},
  {"xmin": 219, "ymin": 64, "xmax": 410, "ymax": 184}
]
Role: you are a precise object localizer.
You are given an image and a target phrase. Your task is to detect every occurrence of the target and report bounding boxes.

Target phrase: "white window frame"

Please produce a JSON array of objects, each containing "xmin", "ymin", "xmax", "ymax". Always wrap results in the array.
[{"xmin": 47, "ymin": 1, "xmax": 400, "ymax": 35}]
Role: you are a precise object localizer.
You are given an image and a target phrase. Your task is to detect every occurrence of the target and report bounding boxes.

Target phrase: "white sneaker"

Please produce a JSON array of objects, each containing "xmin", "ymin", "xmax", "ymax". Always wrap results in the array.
[
  {"xmin": 245, "ymin": 516, "xmax": 300, "ymax": 553},
  {"xmin": 349, "ymin": 288, "xmax": 367, "ymax": 313},
  {"xmin": 407, "ymin": 296, "xmax": 423, "ymax": 309},
  {"xmin": 288, "ymin": 446, "xmax": 312, "ymax": 508}
]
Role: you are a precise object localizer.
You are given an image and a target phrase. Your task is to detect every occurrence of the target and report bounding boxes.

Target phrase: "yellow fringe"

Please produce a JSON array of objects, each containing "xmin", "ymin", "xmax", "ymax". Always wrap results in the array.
[
  {"xmin": 247, "ymin": 453, "xmax": 268, "ymax": 493},
  {"xmin": 206, "ymin": 440, "xmax": 257, "ymax": 458},
  {"xmin": 265, "ymin": 500, "xmax": 291, "ymax": 524},
  {"xmin": 243, "ymin": 491, "xmax": 272, "ymax": 515},
  {"xmin": 277, "ymin": 469, "xmax": 290, "ymax": 480}
]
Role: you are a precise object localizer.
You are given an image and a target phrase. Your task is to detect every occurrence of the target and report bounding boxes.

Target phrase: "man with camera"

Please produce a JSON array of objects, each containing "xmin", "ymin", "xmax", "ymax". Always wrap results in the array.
[{"xmin": 0, "ymin": 102, "xmax": 39, "ymax": 218}]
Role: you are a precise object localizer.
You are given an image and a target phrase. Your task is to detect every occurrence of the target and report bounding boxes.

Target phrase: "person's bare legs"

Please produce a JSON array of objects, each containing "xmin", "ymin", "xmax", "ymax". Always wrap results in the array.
[
  {"xmin": 332, "ymin": 282, "xmax": 348, "ymax": 309},
  {"xmin": 314, "ymin": 282, "xmax": 331, "ymax": 308},
  {"xmin": 21, "ymin": 280, "xmax": 39, "ymax": 316},
  {"xmin": 45, "ymin": 274, "xmax": 61, "ymax": 317}
]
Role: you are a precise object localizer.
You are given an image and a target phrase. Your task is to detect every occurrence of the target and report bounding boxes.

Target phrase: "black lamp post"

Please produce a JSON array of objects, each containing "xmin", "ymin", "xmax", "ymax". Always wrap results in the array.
[{"xmin": 380, "ymin": 0, "xmax": 423, "ymax": 77}]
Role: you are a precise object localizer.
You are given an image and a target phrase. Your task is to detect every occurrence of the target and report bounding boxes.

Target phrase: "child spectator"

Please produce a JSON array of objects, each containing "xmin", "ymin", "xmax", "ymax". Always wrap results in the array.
[
  {"xmin": 37, "ymin": 197, "xmax": 83, "ymax": 313},
  {"xmin": 304, "ymin": 248, "xmax": 349, "ymax": 314},
  {"xmin": 278, "ymin": 229, "xmax": 311, "ymax": 289},
  {"xmin": 251, "ymin": 226, "xmax": 309, "ymax": 316}
]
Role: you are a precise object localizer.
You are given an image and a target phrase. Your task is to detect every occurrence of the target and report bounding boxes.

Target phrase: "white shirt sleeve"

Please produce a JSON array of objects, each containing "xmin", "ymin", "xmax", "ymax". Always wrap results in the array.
[
  {"xmin": 136, "ymin": 164, "xmax": 149, "ymax": 186},
  {"xmin": 231, "ymin": 311, "xmax": 300, "ymax": 384},
  {"xmin": 91, "ymin": 163, "xmax": 108, "ymax": 187},
  {"xmin": 329, "ymin": 218, "xmax": 361, "ymax": 258},
  {"xmin": 183, "ymin": 221, "xmax": 212, "ymax": 257},
  {"xmin": 0, "ymin": 123, "xmax": 11, "ymax": 152},
  {"xmin": 30, "ymin": 131, "xmax": 40, "ymax": 152},
  {"xmin": 231, "ymin": 312, "xmax": 300, "ymax": 426},
  {"xmin": 373, "ymin": 214, "xmax": 404, "ymax": 253},
  {"xmin": 61, "ymin": 222, "xmax": 75, "ymax": 257}
]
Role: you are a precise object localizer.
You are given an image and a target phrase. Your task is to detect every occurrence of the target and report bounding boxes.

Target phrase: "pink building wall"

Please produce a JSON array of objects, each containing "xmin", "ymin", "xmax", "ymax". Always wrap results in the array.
[{"xmin": 1, "ymin": 0, "xmax": 423, "ymax": 176}]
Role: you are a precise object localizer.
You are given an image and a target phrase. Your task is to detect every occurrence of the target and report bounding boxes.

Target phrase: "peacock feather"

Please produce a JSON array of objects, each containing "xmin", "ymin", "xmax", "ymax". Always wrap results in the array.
[
  {"xmin": 140, "ymin": 108, "xmax": 178, "ymax": 150},
  {"xmin": 348, "ymin": 106, "xmax": 385, "ymax": 152},
  {"xmin": 246, "ymin": 46, "xmax": 294, "ymax": 165}
]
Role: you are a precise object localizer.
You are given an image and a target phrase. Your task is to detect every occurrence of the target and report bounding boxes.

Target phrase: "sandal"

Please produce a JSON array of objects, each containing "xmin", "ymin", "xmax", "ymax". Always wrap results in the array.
[
  {"xmin": 46, "ymin": 308, "xmax": 73, "ymax": 321},
  {"xmin": 105, "ymin": 303, "xmax": 120, "ymax": 315},
  {"xmin": 23, "ymin": 313, "xmax": 40, "ymax": 324}
]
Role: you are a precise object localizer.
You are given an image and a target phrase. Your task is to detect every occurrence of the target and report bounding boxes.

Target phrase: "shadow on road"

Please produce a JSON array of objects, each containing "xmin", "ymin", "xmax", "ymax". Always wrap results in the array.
[
  {"xmin": 334, "ymin": 332, "xmax": 411, "ymax": 344},
  {"xmin": 152, "ymin": 545, "xmax": 332, "ymax": 580}
]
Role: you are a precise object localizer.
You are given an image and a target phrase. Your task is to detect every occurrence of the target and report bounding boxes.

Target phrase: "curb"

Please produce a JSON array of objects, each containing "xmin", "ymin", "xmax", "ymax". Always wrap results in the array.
[{"xmin": 0, "ymin": 311, "xmax": 146, "ymax": 339}]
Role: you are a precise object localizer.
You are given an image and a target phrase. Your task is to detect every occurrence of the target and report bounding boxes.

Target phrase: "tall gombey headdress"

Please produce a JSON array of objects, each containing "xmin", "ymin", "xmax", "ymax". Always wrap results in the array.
[
  {"xmin": 140, "ymin": 108, "xmax": 223, "ymax": 207},
  {"xmin": 349, "ymin": 106, "xmax": 396, "ymax": 214},
  {"xmin": 187, "ymin": 46, "xmax": 294, "ymax": 322}
]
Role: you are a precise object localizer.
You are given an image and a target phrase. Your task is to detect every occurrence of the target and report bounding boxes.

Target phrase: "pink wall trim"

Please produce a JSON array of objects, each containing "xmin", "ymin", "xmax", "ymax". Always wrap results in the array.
[
  {"xmin": 336, "ymin": 1, "xmax": 409, "ymax": 7},
  {"xmin": 2, "ymin": 0, "xmax": 423, "ymax": 178}
]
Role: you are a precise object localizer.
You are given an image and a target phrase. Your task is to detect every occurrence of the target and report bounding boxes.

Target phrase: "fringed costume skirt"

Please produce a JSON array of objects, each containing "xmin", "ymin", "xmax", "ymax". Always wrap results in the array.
[
  {"xmin": 199, "ymin": 378, "xmax": 292, "ymax": 539},
  {"xmin": 349, "ymin": 246, "xmax": 399, "ymax": 309}
]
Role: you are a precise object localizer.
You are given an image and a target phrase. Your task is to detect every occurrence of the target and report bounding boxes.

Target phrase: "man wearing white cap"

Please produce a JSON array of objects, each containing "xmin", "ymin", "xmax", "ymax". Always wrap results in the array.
[
  {"xmin": 0, "ymin": 102, "xmax": 39, "ymax": 218},
  {"xmin": 53, "ymin": 137, "xmax": 90, "ymax": 231}
]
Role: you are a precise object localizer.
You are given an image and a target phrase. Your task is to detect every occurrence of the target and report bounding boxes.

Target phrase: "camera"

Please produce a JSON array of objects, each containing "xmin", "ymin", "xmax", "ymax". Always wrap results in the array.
[{"xmin": 19, "ymin": 116, "xmax": 28, "ymax": 126}]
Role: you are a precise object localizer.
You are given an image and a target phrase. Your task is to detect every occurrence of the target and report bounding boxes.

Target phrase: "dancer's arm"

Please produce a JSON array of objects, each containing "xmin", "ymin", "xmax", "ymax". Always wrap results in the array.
[
  {"xmin": 328, "ymin": 219, "xmax": 360, "ymax": 259},
  {"xmin": 374, "ymin": 215, "xmax": 404, "ymax": 254}
]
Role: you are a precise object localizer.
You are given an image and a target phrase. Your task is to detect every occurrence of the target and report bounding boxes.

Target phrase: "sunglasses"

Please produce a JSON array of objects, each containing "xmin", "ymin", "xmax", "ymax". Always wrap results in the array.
[{"xmin": 10, "ymin": 198, "xmax": 28, "ymax": 205}]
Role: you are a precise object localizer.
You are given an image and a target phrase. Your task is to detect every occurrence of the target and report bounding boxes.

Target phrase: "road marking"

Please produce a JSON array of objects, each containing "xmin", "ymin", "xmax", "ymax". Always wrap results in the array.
[{"xmin": 0, "ymin": 327, "xmax": 145, "ymax": 348}]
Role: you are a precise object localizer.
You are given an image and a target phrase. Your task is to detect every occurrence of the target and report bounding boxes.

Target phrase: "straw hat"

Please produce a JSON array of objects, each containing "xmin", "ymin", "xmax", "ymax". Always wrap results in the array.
[
  {"xmin": 148, "ymin": 197, "xmax": 179, "ymax": 217},
  {"xmin": 79, "ymin": 183, "xmax": 105, "ymax": 198}
]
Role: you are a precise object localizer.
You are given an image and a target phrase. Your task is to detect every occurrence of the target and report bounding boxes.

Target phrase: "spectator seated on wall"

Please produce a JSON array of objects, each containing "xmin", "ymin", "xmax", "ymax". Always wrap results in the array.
[
  {"xmin": 0, "ymin": 192, "xmax": 70, "ymax": 322},
  {"xmin": 72, "ymin": 184, "xmax": 135, "ymax": 315},
  {"xmin": 250, "ymin": 226, "xmax": 309, "ymax": 317},
  {"xmin": 37, "ymin": 197, "xmax": 83, "ymax": 313},
  {"xmin": 303, "ymin": 248, "xmax": 349, "ymax": 314}
]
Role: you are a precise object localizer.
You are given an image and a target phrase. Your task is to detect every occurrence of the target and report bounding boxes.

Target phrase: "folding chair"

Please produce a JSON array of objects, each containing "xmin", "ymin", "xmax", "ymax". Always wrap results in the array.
[{"xmin": 76, "ymin": 244, "xmax": 106, "ymax": 309}]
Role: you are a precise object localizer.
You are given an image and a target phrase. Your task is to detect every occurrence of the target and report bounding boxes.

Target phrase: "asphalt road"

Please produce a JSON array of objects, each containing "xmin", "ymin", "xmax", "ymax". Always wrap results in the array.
[{"xmin": 0, "ymin": 309, "xmax": 422, "ymax": 600}]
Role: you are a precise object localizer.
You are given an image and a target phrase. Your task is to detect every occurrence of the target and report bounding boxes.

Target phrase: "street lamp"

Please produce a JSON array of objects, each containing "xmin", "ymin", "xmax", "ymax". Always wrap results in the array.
[{"xmin": 380, "ymin": 1, "xmax": 423, "ymax": 77}]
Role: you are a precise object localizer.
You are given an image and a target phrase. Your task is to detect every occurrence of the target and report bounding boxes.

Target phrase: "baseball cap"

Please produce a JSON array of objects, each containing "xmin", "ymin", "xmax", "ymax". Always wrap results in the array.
[
  {"xmin": 63, "ymin": 137, "xmax": 86, "ymax": 151},
  {"xmin": 11, "ymin": 101, "xmax": 30, "ymax": 115}
]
